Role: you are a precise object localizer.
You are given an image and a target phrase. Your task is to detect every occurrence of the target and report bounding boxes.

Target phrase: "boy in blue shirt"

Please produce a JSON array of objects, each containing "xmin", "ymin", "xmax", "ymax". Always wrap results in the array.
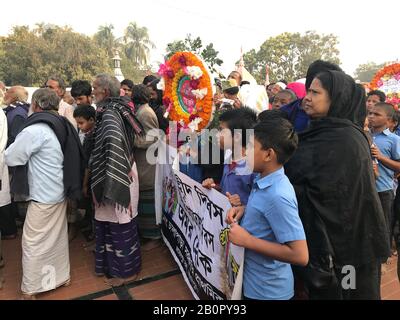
[
  {"xmin": 226, "ymin": 117, "xmax": 308, "ymax": 300},
  {"xmin": 369, "ymin": 103, "xmax": 400, "ymax": 261},
  {"xmin": 202, "ymin": 107, "xmax": 257, "ymax": 206}
]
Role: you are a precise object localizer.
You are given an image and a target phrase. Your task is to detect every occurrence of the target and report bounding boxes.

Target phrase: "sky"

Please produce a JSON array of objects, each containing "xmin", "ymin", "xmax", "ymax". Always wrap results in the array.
[{"xmin": 1, "ymin": 0, "xmax": 399, "ymax": 78}]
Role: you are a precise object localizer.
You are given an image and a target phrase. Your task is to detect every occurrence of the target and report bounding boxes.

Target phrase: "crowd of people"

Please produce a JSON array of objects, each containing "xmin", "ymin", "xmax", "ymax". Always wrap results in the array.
[{"xmin": 0, "ymin": 59, "xmax": 398, "ymax": 300}]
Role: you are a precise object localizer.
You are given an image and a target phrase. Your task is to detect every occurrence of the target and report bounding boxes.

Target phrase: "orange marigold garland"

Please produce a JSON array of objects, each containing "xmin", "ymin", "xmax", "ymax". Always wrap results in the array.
[
  {"xmin": 370, "ymin": 63, "xmax": 400, "ymax": 109},
  {"xmin": 158, "ymin": 52, "xmax": 213, "ymax": 131}
]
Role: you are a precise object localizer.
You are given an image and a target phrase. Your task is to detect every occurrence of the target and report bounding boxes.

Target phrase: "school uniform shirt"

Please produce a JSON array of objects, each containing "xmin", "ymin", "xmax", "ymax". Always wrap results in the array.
[
  {"xmin": 220, "ymin": 158, "xmax": 255, "ymax": 205},
  {"xmin": 240, "ymin": 168, "xmax": 306, "ymax": 300},
  {"xmin": 372, "ymin": 129, "xmax": 400, "ymax": 192}
]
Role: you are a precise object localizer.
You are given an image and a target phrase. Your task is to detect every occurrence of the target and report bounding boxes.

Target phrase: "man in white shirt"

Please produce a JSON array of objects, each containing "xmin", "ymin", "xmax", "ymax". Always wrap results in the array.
[{"xmin": 5, "ymin": 88, "xmax": 70, "ymax": 299}]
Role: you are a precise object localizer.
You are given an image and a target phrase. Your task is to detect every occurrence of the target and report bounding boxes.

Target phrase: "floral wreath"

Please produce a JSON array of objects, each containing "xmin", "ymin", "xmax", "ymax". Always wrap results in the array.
[
  {"xmin": 157, "ymin": 52, "xmax": 213, "ymax": 131},
  {"xmin": 370, "ymin": 63, "xmax": 400, "ymax": 109}
]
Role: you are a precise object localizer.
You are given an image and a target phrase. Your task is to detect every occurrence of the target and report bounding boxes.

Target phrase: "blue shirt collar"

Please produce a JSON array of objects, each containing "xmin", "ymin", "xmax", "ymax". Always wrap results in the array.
[
  {"xmin": 255, "ymin": 167, "xmax": 285, "ymax": 189},
  {"xmin": 373, "ymin": 128, "xmax": 391, "ymax": 136},
  {"xmin": 382, "ymin": 128, "xmax": 392, "ymax": 136}
]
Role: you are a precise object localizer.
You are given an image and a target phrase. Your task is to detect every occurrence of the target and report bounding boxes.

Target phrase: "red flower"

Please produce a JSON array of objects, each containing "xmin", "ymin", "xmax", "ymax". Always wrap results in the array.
[
  {"xmin": 163, "ymin": 97, "xmax": 171, "ymax": 106},
  {"xmin": 190, "ymin": 79, "xmax": 200, "ymax": 90},
  {"xmin": 189, "ymin": 114, "xmax": 198, "ymax": 122},
  {"xmin": 166, "ymin": 70, "xmax": 175, "ymax": 79},
  {"xmin": 178, "ymin": 55, "xmax": 187, "ymax": 66}
]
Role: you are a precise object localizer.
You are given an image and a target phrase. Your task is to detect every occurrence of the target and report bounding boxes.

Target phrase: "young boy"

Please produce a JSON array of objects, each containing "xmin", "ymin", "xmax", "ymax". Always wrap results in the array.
[
  {"xmin": 226, "ymin": 117, "xmax": 308, "ymax": 300},
  {"xmin": 366, "ymin": 90, "xmax": 386, "ymax": 112},
  {"xmin": 73, "ymin": 105, "xmax": 96, "ymax": 242},
  {"xmin": 71, "ymin": 80, "xmax": 93, "ymax": 106},
  {"xmin": 202, "ymin": 107, "xmax": 257, "ymax": 207},
  {"xmin": 368, "ymin": 103, "xmax": 400, "ymax": 263}
]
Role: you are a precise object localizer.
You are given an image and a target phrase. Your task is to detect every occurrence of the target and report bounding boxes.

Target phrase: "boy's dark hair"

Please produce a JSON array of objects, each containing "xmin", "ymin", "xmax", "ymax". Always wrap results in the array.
[
  {"xmin": 70, "ymin": 80, "xmax": 92, "ymax": 98},
  {"xmin": 374, "ymin": 102, "xmax": 395, "ymax": 118},
  {"xmin": 73, "ymin": 104, "xmax": 96, "ymax": 120},
  {"xmin": 142, "ymin": 75, "xmax": 158, "ymax": 86},
  {"xmin": 258, "ymin": 109, "xmax": 289, "ymax": 122},
  {"xmin": 253, "ymin": 118, "xmax": 298, "ymax": 165},
  {"xmin": 219, "ymin": 107, "xmax": 257, "ymax": 147},
  {"xmin": 132, "ymin": 84, "xmax": 151, "ymax": 105},
  {"xmin": 121, "ymin": 79, "xmax": 134, "ymax": 89},
  {"xmin": 367, "ymin": 90, "xmax": 386, "ymax": 103},
  {"xmin": 148, "ymin": 79, "xmax": 163, "ymax": 105},
  {"xmin": 277, "ymin": 79, "xmax": 288, "ymax": 85}
]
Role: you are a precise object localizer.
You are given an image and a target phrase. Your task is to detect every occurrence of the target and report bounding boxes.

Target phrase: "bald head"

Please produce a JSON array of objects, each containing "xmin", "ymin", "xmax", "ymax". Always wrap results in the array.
[
  {"xmin": 228, "ymin": 71, "xmax": 242, "ymax": 86},
  {"xmin": 4, "ymin": 86, "xmax": 29, "ymax": 105}
]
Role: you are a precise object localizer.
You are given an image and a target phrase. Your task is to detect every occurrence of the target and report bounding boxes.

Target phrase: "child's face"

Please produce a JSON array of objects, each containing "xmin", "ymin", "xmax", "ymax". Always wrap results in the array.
[
  {"xmin": 75, "ymin": 116, "xmax": 95, "ymax": 133},
  {"xmin": 368, "ymin": 106, "xmax": 389, "ymax": 129},
  {"xmin": 218, "ymin": 121, "xmax": 232, "ymax": 150},
  {"xmin": 366, "ymin": 95, "xmax": 381, "ymax": 112},
  {"xmin": 388, "ymin": 118, "xmax": 398, "ymax": 132},
  {"xmin": 74, "ymin": 95, "xmax": 92, "ymax": 106},
  {"xmin": 246, "ymin": 137, "xmax": 266, "ymax": 173}
]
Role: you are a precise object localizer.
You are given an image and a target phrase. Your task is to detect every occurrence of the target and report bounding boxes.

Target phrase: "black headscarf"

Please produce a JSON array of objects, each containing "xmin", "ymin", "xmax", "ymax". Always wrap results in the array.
[
  {"xmin": 305, "ymin": 60, "xmax": 343, "ymax": 90},
  {"xmin": 316, "ymin": 70, "xmax": 366, "ymax": 128}
]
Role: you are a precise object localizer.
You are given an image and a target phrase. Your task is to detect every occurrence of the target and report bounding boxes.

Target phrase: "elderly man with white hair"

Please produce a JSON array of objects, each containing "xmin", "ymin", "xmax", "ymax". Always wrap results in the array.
[
  {"xmin": 91, "ymin": 74, "xmax": 143, "ymax": 286},
  {"xmin": 5, "ymin": 88, "xmax": 83, "ymax": 299}
]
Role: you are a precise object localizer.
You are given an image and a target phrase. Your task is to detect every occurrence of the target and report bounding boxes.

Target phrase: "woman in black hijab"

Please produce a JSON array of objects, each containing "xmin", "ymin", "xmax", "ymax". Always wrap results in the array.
[{"xmin": 285, "ymin": 70, "xmax": 390, "ymax": 300}]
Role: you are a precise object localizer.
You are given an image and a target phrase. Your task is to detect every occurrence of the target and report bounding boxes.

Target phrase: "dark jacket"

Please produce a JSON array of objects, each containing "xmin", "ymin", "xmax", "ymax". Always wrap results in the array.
[
  {"xmin": 4, "ymin": 102, "xmax": 29, "ymax": 147},
  {"xmin": 11, "ymin": 111, "xmax": 84, "ymax": 202}
]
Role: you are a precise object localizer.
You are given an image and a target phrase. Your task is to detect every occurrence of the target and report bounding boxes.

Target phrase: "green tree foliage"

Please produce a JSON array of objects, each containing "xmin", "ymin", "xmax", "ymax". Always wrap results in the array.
[
  {"xmin": 93, "ymin": 22, "xmax": 155, "ymax": 84},
  {"xmin": 93, "ymin": 24, "xmax": 119, "ymax": 58},
  {"xmin": 0, "ymin": 24, "xmax": 111, "ymax": 86},
  {"xmin": 165, "ymin": 34, "xmax": 223, "ymax": 73},
  {"xmin": 354, "ymin": 61, "xmax": 386, "ymax": 83},
  {"xmin": 243, "ymin": 31, "xmax": 341, "ymax": 83},
  {"xmin": 121, "ymin": 22, "xmax": 155, "ymax": 66}
]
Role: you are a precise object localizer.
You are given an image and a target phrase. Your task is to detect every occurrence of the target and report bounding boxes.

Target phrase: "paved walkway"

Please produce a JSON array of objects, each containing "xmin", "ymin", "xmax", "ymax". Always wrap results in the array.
[{"xmin": 0, "ymin": 230, "xmax": 399, "ymax": 300}]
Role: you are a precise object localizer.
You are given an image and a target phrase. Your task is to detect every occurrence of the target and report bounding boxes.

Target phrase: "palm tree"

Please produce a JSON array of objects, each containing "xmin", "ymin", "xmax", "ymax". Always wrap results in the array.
[
  {"xmin": 122, "ymin": 22, "xmax": 155, "ymax": 66},
  {"xmin": 94, "ymin": 24, "xmax": 117, "ymax": 57}
]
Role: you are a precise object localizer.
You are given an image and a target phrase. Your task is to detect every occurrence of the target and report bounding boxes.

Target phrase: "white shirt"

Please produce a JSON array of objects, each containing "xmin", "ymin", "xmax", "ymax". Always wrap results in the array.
[
  {"xmin": 5, "ymin": 123, "xmax": 64, "ymax": 204},
  {"xmin": 58, "ymin": 100, "xmax": 77, "ymax": 129}
]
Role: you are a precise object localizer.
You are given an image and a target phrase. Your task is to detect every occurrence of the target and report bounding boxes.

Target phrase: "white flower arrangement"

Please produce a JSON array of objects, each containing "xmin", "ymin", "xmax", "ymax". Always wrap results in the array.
[
  {"xmin": 191, "ymin": 88, "xmax": 208, "ymax": 100},
  {"xmin": 157, "ymin": 78, "xmax": 165, "ymax": 91},
  {"xmin": 186, "ymin": 66, "xmax": 203, "ymax": 80},
  {"xmin": 188, "ymin": 117, "xmax": 203, "ymax": 132}
]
